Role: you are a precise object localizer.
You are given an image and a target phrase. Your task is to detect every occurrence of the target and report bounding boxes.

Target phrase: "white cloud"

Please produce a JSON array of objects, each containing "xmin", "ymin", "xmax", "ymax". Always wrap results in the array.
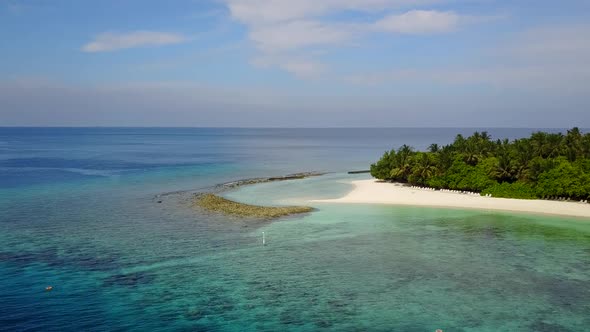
[
  {"xmin": 225, "ymin": 0, "xmax": 441, "ymax": 24},
  {"xmin": 223, "ymin": 0, "xmax": 479, "ymax": 77},
  {"xmin": 82, "ymin": 31, "xmax": 186, "ymax": 53},
  {"xmin": 280, "ymin": 60, "xmax": 325, "ymax": 78},
  {"xmin": 374, "ymin": 10, "xmax": 460, "ymax": 34},
  {"xmin": 249, "ymin": 20, "xmax": 355, "ymax": 52}
]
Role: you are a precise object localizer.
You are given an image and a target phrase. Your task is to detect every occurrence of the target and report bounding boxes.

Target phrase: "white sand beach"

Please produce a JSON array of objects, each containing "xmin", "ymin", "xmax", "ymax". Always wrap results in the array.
[{"xmin": 314, "ymin": 180, "xmax": 590, "ymax": 218}]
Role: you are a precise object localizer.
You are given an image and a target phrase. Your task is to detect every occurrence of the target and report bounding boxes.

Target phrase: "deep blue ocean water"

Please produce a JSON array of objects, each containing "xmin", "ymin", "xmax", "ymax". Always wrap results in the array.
[{"xmin": 1, "ymin": 128, "xmax": 589, "ymax": 331}]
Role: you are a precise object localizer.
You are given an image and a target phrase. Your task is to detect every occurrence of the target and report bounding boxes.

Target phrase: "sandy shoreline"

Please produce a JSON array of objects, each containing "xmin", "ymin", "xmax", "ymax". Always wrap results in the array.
[{"xmin": 313, "ymin": 179, "xmax": 590, "ymax": 218}]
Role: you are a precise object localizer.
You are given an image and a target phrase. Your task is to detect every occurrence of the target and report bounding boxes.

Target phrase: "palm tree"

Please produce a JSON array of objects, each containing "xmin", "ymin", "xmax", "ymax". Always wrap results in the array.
[
  {"xmin": 437, "ymin": 145, "xmax": 454, "ymax": 173},
  {"xmin": 530, "ymin": 131, "xmax": 548, "ymax": 157},
  {"xmin": 513, "ymin": 139, "xmax": 534, "ymax": 181},
  {"xmin": 428, "ymin": 143, "xmax": 440, "ymax": 153},
  {"xmin": 493, "ymin": 152, "xmax": 516, "ymax": 183},
  {"xmin": 471, "ymin": 131, "xmax": 482, "ymax": 142},
  {"xmin": 390, "ymin": 163, "xmax": 413, "ymax": 181},
  {"xmin": 396, "ymin": 145, "xmax": 414, "ymax": 166},
  {"xmin": 545, "ymin": 133, "xmax": 564, "ymax": 158},
  {"xmin": 414, "ymin": 153, "xmax": 437, "ymax": 180},
  {"xmin": 463, "ymin": 140, "xmax": 481, "ymax": 166},
  {"xmin": 565, "ymin": 127, "xmax": 583, "ymax": 161},
  {"xmin": 582, "ymin": 134, "xmax": 590, "ymax": 158},
  {"xmin": 453, "ymin": 134, "xmax": 466, "ymax": 152},
  {"xmin": 389, "ymin": 145, "xmax": 414, "ymax": 181},
  {"xmin": 479, "ymin": 131, "xmax": 492, "ymax": 155}
]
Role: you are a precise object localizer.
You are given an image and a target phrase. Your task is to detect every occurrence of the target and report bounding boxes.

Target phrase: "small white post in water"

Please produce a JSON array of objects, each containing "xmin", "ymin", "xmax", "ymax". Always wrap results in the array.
[{"xmin": 262, "ymin": 232, "xmax": 266, "ymax": 246}]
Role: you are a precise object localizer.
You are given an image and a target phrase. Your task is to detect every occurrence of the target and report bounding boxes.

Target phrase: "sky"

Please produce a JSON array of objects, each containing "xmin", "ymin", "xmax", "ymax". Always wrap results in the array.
[{"xmin": 1, "ymin": 0, "xmax": 589, "ymax": 127}]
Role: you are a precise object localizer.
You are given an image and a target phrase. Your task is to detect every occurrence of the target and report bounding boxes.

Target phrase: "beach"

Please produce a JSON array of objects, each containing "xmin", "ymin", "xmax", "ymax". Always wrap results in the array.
[{"xmin": 315, "ymin": 179, "xmax": 590, "ymax": 218}]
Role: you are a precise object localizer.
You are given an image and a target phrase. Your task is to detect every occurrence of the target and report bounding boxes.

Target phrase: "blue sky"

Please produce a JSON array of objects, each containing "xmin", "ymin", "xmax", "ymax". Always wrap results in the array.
[{"xmin": 1, "ymin": 0, "xmax": 589, "ymax": 127}]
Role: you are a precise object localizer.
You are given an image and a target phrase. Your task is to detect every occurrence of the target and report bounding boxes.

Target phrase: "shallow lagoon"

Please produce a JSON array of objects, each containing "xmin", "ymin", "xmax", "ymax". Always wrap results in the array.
[
  {"xmin": 1, "ymin": 128, "xmax": 589, "ymax": 331},
  {"xmin": 227, "ymin": 174, "xmax": 590, "ymax": 331}
]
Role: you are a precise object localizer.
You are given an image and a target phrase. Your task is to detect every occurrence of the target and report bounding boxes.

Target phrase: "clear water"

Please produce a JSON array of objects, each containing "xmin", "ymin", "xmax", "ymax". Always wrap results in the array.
[{"xmin": 1, "ymin": 128, "xmax": 589, "ymax": 331}]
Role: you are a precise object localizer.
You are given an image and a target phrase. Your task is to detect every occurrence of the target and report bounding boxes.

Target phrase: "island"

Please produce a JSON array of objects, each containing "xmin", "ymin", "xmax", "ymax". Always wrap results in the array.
[{"xmin": 317, "ymin": 128, "xmax": 590, "ymax": 218}]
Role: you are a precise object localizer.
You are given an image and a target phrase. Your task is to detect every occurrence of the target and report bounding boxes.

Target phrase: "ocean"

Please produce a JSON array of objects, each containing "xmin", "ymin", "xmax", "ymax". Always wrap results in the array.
[{"xmin": 1, "ymin": 128, "xmax": 589, "ymax": 331}]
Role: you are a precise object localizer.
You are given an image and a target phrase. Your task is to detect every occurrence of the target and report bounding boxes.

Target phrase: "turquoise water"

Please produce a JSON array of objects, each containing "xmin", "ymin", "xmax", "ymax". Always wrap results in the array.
[{"xmin": 1, "ymin": 128, "xmax": 589, "ymax": 331}]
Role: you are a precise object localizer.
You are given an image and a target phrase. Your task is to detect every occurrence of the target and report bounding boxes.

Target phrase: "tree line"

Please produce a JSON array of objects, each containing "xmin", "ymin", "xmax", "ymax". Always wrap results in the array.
[{"xmin": 370, "ymin": 128, "xmax": 590, "ymax": 200}]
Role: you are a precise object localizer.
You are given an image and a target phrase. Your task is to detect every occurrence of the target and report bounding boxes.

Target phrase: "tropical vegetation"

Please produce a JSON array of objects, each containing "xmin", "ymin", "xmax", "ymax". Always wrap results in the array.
[{"xmin": 370, "ymin": 128, "xmax": 590, "ymax": 200}]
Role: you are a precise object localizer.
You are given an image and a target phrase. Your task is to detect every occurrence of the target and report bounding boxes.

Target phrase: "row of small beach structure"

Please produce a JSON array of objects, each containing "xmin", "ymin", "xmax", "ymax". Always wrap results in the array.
[
  {"xmin": 545, "ymin": 196, "xmax": 588, "ymax": 203},
  {"xmin": 409, "ymin": 186, "xmax": 483, "ymax": 196},
  {"xmin": 409, "ymin": 185, "xmax": 590, "ymax": 203},
  {"xmin": 543, "ymin": 196, "xmax": 589, "ymax": 203},
  {"xmin": 441, "ymin": 188, "xmax": 483, "ymax": 196}
]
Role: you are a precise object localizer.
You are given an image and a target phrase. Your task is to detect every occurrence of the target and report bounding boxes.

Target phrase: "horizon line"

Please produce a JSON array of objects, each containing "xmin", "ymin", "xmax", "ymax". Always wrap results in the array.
[{"xmin": 1, "ymin": 126, "xmax": 587, "ymax": 129}]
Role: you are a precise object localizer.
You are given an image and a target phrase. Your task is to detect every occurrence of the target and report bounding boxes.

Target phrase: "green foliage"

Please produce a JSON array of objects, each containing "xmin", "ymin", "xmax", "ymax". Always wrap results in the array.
[
  {"xmin": 370, "ymin": 128, "xmax": 590, "ymax": 200},
  {"xmin": 411, "ymin": 152, "xmax": 437, "ymax": 185},
  {"xmin": 425, "ymin": 176, "xmax": 446, "ymax": 189},
  {"xmin": 535, "ymin": 158, "xmax": 590, "ymax": 199},
  {"xmin": 481, "ymin": 182, "xmax": 537, "ymax": 199},
  {"xmin": 370, "ymin": 150, "xmax": 394, "ymax": 180},
  {"xmin": 442, "ymin": 158, "xmax": 496, "ymax": 191}
]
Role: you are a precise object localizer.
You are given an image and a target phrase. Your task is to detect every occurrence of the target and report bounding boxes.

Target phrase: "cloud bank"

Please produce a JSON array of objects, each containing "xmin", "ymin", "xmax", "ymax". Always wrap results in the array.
[
  {"xmin": 374, "ymin": 10, "xmax": 460, "ymax": 34},
  {"xmin": 345, "ymin": 23, "xmax": 590, "ymax": 91},
  {"xmin": 2, "ymin": 76, "xmax": 588, "ymax": 127},
  {"xmin": 82, "ymin": 31, "xmax": 186, "ymax": 52}
]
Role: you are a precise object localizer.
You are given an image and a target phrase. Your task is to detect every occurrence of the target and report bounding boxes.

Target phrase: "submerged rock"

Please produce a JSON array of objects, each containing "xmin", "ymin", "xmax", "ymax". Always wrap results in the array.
[
  {"xmin": 193, "ymin": 194, "xmax": 314, "ymax": 219},
  {"xmin": 218, "ymin": 171, "xmax": 325, "ymax": 190},
  {"xmin": 103, "ymin": 271, "xmax": 155, "ymax": 287}
]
